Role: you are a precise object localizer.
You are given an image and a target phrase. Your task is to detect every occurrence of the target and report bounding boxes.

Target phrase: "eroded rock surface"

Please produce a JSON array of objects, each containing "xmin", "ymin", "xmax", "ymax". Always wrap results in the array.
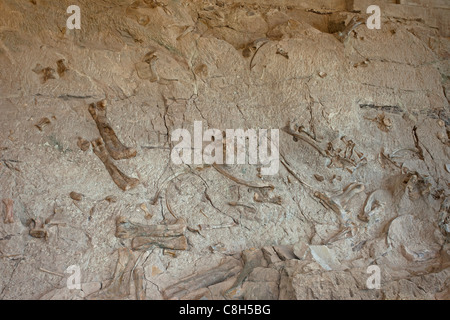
[{"xmin": 0, "ymin": 0, "xmax": 449, "ymax": 300}]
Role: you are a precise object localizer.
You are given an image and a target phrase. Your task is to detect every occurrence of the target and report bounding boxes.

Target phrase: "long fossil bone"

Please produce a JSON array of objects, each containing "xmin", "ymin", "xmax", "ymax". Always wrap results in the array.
[
  {"xmin": 115, "ymin": 217, "xmax": 187, "ymax": 251},
  {"xmin": 89, "ymin": 100, "xmax": 137, "ymax": 160},
  {"xmin": 91, "ymin": 138, "xmax": 139, "ymax": 191}
]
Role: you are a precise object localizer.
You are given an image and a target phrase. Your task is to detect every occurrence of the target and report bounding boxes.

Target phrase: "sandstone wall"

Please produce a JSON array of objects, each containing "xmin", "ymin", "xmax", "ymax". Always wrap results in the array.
[{"xmin": 0, "ymin": 0, "xmax": 448, "ymax": 300}]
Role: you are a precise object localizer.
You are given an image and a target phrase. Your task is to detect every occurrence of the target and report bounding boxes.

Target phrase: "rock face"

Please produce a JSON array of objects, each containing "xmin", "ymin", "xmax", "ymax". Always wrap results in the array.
[{"xmin": 0, "ymin": 0, "xmax": 449, "ymax": 300}]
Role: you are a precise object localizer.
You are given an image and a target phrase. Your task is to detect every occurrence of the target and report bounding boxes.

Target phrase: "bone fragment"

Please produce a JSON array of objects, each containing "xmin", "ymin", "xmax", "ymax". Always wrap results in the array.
[
  {"xmin": 89, "ymin": 100, "xmax": 137, "ymax": 160},
  {"xmin": 88, "ymin": 248, "xmax": 137, "ymax": 299},
  {"xmin": 133, "ymin": 267, "xmax": 146, "ymax": 300},
  {"xmin": 162, "ymin": 258, "xmax": 242, "ymax": 299},
  {"xmin": 2, "ymin": 198, "xmax": 14, "ymax": 224},
  {"xmin": 115, "ymin": 217, "xmax": 187, "ymax": 251},
  {"xmin": 91, "ymin": 138, "xmax": 139, "ymax": 191}
]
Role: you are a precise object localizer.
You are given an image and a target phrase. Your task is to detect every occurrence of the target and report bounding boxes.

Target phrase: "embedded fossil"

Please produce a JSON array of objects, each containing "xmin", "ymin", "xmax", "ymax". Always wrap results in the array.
[
  {"xmin": 32, "ymin": 64, "xmax": 56, "ymax": 83},
  {"xmin": 77, "ymin": 137, "xmax": 90, "ymax": 151},
  {"xmin": 243, "ymin": 37, "xmax": 268, "ymax": 58},
  {"xmin": 28, "ymin": 218, "xmax": 48, "ymax": 240},
  {"xmin": 224, "ymin": 248, "xmax": 265, "ymax": 299},
  {"xmin": 135, "ymin": 51, "xmax": 159, "ymax": 82},
  {"xmin": 35, "ymin": 117, "xmax": 51, "ymax": 131},
  {"xmin": 105, "ymin": 195, "xmax": 118, "ymax": 203},
  {"xmin": 115, "ymin": 217, "xmax": 187, "ymax": 251},
  {"xmin": 198, "ymin": 222, "xmax": 238, "ymax": 231},
  {"xmin": 151, "ymin": 169, "xmax": 191, "ymax": 205},
  {"xmin": 228, "ymin": 202, "xmax": 257, "ymax": 213},
  {"xmin": 91, "ymin": 138, "xmax": 139, "ymax": 191},
  {"xmin": 139, "ymin": 203, "xmax": 153, "ymax": 220},
  {"xmin": 315, "ymin": 182, "xmax": 365, "ymax": 222},
  {"xmin": 115, "ymin": 217, "xmax": 185, "ymax": 239},
  {"xmin": 334, "ymin": 183, "xmax": 365, "ymax": 209},
  {"xmin": 213, "ymin": 164, "xmax": 274, "ymax": 189},
  {"xmin": 276, "ymin": 47, "xmax": 289, "ymax": 59},
  {"xmin": 336, "ymin": 16, "xmax": 364, "ymax": 42},
  {"xmin": 365, "ymin": 113, "xmax": 393, "ymax": 132},
  {"xmin": 132, "ymin": 236, "xmax": 187, "ymax": 251},
  {"xmin": 2, "ymin": 198, "xmax": 14, "ymax": 224},
  {"xmin": 69, "ymin": 191, "xmax": 83, "ymax": 201},
  {"xmin": 253, "ymin": 191, "xmax": 282, "ymax": 205},
  {"xmin": 282, "ymin": 124, "xmax": 327, "ymax": 157},
  {"xmin": 89, "ymin": 100, "xmax": 137, "ymax": 160},
  {"xmin": 177, "ymin": 25, "xmax": 195, "ymax": 40},
  {"xmin": 162, "ymin": 258, "xmax": 242, "ymax": 299},
  {"xmin": 359, "ymin": 190, "xmax": 386, "ymax": 222},
  {"xmin": 133, "ymin": 267, "xmax": 146, "ymax": 300},
  {"xmin": 439, "ymin": 198, "xmax": 450, "ymax": 237},
  {"xmin": 88, "ymin": 248, "xmax": 137, "ymax": 299},
  {"xmin": 2, "ymin": 0, "xmax": 449, "ymax": 301},
  {"xmin": 56, "ymin": 59, "xmax": 67, "ymax": 77}
]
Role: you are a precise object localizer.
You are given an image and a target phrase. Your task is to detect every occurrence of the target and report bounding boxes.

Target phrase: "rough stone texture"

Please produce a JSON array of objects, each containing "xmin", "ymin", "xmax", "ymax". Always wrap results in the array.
[{"xmin": 0, "ymin": 0, "xmax": 449, "ymax": 300}]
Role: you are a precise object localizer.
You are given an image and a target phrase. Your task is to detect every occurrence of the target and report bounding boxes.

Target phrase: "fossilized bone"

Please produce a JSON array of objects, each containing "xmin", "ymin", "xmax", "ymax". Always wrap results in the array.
[
  {"xmin": 89, "ymin": 100, "xmax": 137, "ymax": 160},
  {"xmin": 198, "ymin": 222, "xmax": 238, "ymax": 231},
  {"xmin": 135, "ymin": 52, "xmax": 159, "ymax": 82},
  {"xmin": 315, "ymin": 183, "xmax": 365, "ymax": 221},
  {"xmin": 281, "ymin": 125, "xmax": 327, "ymax": 157},
  {"xmin": 69, "ymin": 191, "xmax": 83, "ymax": 201},
  {"xmin": 132, "ymin": 236, "xmax": 187, "ymax": 251},
  {"xmin": 254, "ymin": 191, "xmax": 282, "ymax": 205},
  {"xmin": 439, "ymin": 198, "xmax": 450, "ymax": 236},
  {"xmin": 243, "ymin": 38, "xmax": 268, "ymax": 58},
  {"xmin": 77, "ymin": 137, "xmax": 90, "ymax": 151},
  {"xmin": 32, "ymin": 64, "xmax": 56, "ymax": 83},
  {"xmin": 228, "ymin": 202, "xmax": 257, "ymax": 213},
  {"xmin": 325, "ymin": 141, "xmax": 361, "ymax": 170},
  {"xmin": 224, "ymin": 248, "xmax": 265, "ymax": 298},
  {"xmin": 151, "ymin": 169, "xmax": 191, "ymax": 205},
  {"xmin": 2, "ymin": 198, "xmax": 13, "ymax": 224},
  {"xmin": 88, "ymin": 248, "xmax": 137, "ymax": 299},
  {"xmin": 279, "ymin": 154, "xmax": 314, "ymax": 190},
  {"xmin": 56, "ymin": 59, "xmax": 67, "ymax": 77},
  {"xmin": 213, "ymin": 164, "xmax": 274, "ymax": 189},
  {"xmin": 358, "ymin": 190, "xmax": 387, "ymax": 222},
  {"xmin": 334, "ymin": 183, "xmax": 365, "ymax": 208},
  {"xmin": 162, "ymin": 258, "xmax": 242, "ymax": 299},
  {"xmin": 115, "ymin": 217, "xmax": 187, "ymax": 251},
  {"xmin": 365, "ymin": 113, "xmax": 392, "ymax": 132},
  {"xmin": 35, "ymin": 117, "xmax": 51, "ymax": 131},
  {"xmin": 336, "ymin": 16, "xmax": 364, "ymax": 42},
  {"xmin": 139, "ymin": 203, "xmax": 153, "ymax": 220},
  {"xmin": 116, "ymin": 216, "xmax": 186, "ymax": 238},
  {"xmin": 177, "ymin": 25, "xmax": 195, "ymax": 40},
  {"xmin": 28, "ymin": 218, "xmax": 48, "ymax": 239},
  {"xmin": 91, "ymin": 138, "xmax": 139, "ymax": 191},
  {"xmin": 133, "ymin": 266, "xmax": 146, "ymax": 300},
  {"xmin": 314, "ymin": 191, "xmax": 343, "ymax": 216}
]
